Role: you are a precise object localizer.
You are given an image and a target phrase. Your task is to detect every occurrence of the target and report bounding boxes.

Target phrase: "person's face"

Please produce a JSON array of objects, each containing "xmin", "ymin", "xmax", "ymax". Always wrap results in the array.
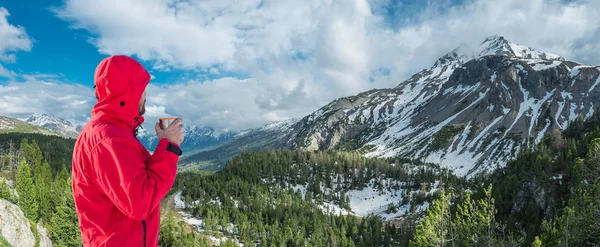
[{"xmin": 139, "ymin": 90, "xmax": 146, "ymax": 115}]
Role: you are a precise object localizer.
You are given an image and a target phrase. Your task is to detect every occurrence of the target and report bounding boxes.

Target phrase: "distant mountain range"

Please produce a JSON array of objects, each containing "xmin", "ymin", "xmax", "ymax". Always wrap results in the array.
[
  {"xmin": 12, "ymin": 113, "xmax": 238, "ymax": 154},
  {"xmin": 23, "ymin": 114, "xmax": 82, "ymax": 138},
  {"xmin": 180, "ymin": 119, "xmax": 297, "ymax": 170},
  {"xmin": 0, "ymin": 115, "xmax": 58, "ymax": 136},
  {"xmin": 136, "ymin": 124, "xmax": 237, "ymax": 153}
]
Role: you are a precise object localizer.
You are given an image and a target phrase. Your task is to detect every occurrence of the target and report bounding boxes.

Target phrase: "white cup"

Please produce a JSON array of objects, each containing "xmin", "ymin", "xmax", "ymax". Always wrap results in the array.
[{"xmin": 159, "ymin": 118, "xmax": 179, "ymax": 129}]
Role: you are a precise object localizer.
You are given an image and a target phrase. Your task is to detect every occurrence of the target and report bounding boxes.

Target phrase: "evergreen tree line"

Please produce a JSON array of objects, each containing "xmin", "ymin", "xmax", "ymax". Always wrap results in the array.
[
  {"xmin": 0, "ymin": 133, "xmax": 75, "ymax": 175},
  {"xmin": 223, "ymin": 150, "xmax": 470, "ymax": 212},
  {"xmin": 172, "ymin": 151, "xmax": 474, "ymax": 246},
  {"xmin": 0, "ymin": 137, "xmax": 80, "ymax": 246}
]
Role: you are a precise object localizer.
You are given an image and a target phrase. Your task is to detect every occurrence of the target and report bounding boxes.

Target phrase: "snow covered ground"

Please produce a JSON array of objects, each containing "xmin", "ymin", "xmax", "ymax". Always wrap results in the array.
[
  {"xmin": 286, "ymin": 178, "xmax": 434, "ymax": 221},
  {"xmin": 318, "ymin": 201, "xmax": 354, "ymax": 216},
  {"xmin": 346, "ymin": 181, "xmax": 402, "ymax": 219}
]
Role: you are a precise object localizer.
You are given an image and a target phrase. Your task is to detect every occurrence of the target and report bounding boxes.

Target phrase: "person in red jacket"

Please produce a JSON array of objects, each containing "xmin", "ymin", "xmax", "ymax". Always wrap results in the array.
[{"xmin": 72, "ymin": 55, "xmax": 184, "ymax": 247}]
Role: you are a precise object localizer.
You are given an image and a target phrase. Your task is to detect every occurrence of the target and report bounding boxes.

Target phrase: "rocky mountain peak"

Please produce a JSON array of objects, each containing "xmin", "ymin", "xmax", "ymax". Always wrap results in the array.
[
  {"xmin": 478, "ymin": 35, "xmax": 563, "ymax": 60},
  {"xmin": 24, "ymin": 114, "xmax": 81, "ymax": 138}
]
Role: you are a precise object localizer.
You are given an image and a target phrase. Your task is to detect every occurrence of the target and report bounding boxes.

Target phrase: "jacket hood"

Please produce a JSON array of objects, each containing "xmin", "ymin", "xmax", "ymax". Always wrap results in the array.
[{"xmin": 91, "ymin": 55, "xmax": 149, "ymax": 130}]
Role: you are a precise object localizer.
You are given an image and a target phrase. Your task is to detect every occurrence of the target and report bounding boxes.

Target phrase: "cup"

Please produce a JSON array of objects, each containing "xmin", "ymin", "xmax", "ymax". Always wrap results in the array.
[{"xmin": 159, "ymin": 118, "xmax": 179, "ymax": 129}]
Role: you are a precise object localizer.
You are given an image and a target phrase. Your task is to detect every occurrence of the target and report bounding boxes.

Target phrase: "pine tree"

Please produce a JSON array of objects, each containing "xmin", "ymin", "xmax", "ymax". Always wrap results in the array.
[
  {"xmin": 453, "ymin": 192, "xmax": 479, "ymax": 246},
  {"xmin": 50, "ymin": 166, "xmax": 82, "ymax": 247},
  {"xmin": 36, "ymin": 161, "xmax": 52, "ymax": 223},
  {"xmin": 0, "ymin": 179, "xmax": 11, "ymax": 201},
  {"xmin": 16, "ymin": 159, "xmax": 39, "ymax": 221},
  {"xmin": 410, "ymin": 189, "xmax": 451, "ymax": 247},
  {"xmin": 19, "ymin": 139, "xmax": 43, "ymax": 175},
  {"xmin": 479, "ymin": 184, "xmax": 497, "ymax": 246}
]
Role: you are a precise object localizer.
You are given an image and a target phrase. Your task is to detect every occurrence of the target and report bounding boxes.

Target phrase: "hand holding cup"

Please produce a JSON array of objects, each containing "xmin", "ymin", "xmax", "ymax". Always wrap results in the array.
[{"xmin": 155, "ymin": 118, "xmax": 184, "ymax": 145}]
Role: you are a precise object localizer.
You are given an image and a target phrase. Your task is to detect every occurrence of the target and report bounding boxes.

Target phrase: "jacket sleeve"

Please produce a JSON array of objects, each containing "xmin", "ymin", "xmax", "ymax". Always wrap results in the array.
[{"xmin": 91, "ymin": 137, "xmax": 179, "ymax": 221}]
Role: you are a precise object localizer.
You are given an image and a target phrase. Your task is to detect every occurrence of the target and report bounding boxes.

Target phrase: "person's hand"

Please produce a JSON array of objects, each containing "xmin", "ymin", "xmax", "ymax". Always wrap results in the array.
[{"xmin": 155, "ymin": 118, "xmax": 184, "ymax": 146}]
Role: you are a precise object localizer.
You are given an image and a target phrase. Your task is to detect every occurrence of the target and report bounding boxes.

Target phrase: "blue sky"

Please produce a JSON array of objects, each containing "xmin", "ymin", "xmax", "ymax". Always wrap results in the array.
[
  {"xmin": 1, "ymin": 0, "xmax": 599, "ymax": 132},
  {"xmin": 0, "ymin": 0, "xmax": 234, "ymax": 86}
]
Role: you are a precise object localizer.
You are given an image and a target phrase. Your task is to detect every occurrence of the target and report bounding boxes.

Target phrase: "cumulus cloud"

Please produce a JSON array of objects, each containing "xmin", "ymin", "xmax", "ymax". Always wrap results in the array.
[
  {"xmin": 143, "ymin": 75, "xmax": 323, "ymax": 132},
  {"xmin": 39, "ymin": 0, "xmax": 600, "ymax": 131},
  {"xmin": 0, "ymin": 76, "xmax": 95, "ymax": 122},
  {"xmin": 0, "ymin": 7, "xmax": 32, "ymax": 63}
]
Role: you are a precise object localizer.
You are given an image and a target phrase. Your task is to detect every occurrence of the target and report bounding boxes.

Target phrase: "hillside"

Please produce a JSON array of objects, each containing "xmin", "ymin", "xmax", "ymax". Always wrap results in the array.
[
  {"xmin": 486, "ymin": 107, "xmax": 600, "ymax": 244},
  {"xmin": 180, "ymin": 119, "xmax": 297, "ymax": 171},
  {"xmin": 0, "ymin": 133, "xmax": 79, "ymax": 246},
  {"xmin": 172, "ymin": 150, "xmax": 474, "ymax": 246},
  {"xmin": 0, "ymin": 115, "xmax": 58, "ymax": 136},
  {"xmin": 183, "ymin": 35, "xmax": 600, "ymax": 176},
  {"xmin": 23, "ymin": 114, "xmax": 81, "ymax": 139}
]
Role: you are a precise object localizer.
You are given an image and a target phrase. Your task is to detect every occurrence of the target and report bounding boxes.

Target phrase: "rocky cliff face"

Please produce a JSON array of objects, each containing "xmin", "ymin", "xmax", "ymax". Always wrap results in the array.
[
  {"xmin": 287, "ymin": 36, "xmax": 598, "ymax": 176},
  {"xmin": 0, "ymin": 199, "xmax": 52, "ymax": 247}
]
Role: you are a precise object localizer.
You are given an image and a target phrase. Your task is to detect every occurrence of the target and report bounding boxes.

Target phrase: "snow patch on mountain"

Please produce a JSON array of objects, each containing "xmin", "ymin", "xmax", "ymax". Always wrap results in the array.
[
  {"xmin": 24, "ymin": 114, "xmax": 81, "ymax": 138},
  {"xmin": 479, "ymin": 35, "xmax": 563, "ymax": 60}
]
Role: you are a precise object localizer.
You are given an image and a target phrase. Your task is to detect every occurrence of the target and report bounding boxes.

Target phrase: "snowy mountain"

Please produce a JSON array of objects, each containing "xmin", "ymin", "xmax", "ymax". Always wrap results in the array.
[
  {"xmin": 24, "ymin": 114, "xmax": 82, "ymax": 138},
  {"xmin": 0, "ymin": 115, "xmax": 58, "ymax": 136},
  {"xmin": 184, "ymin": 35, "xmax": 600, "ymax": 176},
  {"xmin": 22, "ymin": 113, "xmax": 236, "ymax": 151},
  {"xmin": 136, "ymin": 124, "xmax": 237, "ymax": 154}
]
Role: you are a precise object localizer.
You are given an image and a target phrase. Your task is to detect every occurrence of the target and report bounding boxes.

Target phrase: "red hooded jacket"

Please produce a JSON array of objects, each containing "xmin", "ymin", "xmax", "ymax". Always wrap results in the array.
[{"xmin": 72, "ymin": 55, "xmax": 180, "ymax": 247}]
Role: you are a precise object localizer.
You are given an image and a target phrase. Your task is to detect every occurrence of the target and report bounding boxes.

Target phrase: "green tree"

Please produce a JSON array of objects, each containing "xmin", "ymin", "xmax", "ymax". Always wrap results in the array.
[
  {"xmin": 36, "ymin": 161, "xmax": 52, "ymax": 223},
  {"xmin": 540, "ymin": 154, "xmax": 600, "ymax": 246},
  {"xmin": 16, "ymin": 159, "xmax": 38, "ymax": 221},
  {"xmin": 49, "ymin": 167, "xmax": 81, "ymax": 247},
  {"xmin": 531, "ymin": 236, "xmax": 542, "ymax": 247},
  {"xmin": 19, "ymin": 139, "xmax": 43, "ymax": 174},
  {"xmin": 453, "ymin": 192, "xmax": 479, "ymax": 246},
  {"xmin": 410, "ymin": 189, "xmax": 451, "ymax": 247},
  {"xmin": 479, "ymin": 184, "xmax": 497, "ymax": 246},
  {"xmin": 0, "ymin": 179, "xmax": 11, "ymax": 201}
]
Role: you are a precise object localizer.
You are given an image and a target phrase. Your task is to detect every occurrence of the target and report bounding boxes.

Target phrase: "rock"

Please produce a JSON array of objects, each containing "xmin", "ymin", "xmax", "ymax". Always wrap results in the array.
[
  {"xmin": 0, "ymin": 199, "xmax": 52, "ymax": 247},
  {"xmin": 37, "ymin": 224, "xmax": 52, "ymax": 247}
]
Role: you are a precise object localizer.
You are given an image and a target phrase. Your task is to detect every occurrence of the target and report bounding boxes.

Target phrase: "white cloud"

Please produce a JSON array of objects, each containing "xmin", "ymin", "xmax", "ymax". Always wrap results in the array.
[
  {"xmin": 0, "ymin": 7, "xmax": 32, "ymax": 63},
  {"xmin": 0, "ymin": 76, "xmax": 95, "ymax": 123},
  {"xmin": 42, "ymin": 0, "xmax": 600, "ymax": 131},
  {"xmin": 144, "ymin": 76, "xmax": 323, "ymax": 132}
]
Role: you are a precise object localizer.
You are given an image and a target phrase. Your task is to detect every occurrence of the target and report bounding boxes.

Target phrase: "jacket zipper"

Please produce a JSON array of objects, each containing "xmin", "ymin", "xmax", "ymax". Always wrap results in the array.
[{"xmin": 142, "ymin": 220, "xmax": 147, "ymax": 247}]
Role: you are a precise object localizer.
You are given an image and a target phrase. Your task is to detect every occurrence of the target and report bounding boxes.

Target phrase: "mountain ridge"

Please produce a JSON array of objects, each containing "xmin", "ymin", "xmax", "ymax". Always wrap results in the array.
[
  {"xmin": 183, "ymin": 35, "xmax": 600, "ymax": 176},
  {"xmin": 24, "ymin": 114, "xmax": 81, "ymax": 138},
  {"xmin": 0, "ymin": 115, "xmax": 59, "ymax": 136}
]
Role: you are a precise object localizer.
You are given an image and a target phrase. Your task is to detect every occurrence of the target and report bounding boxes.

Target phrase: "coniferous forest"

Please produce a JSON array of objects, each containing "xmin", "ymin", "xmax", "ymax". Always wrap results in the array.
[{"xmin": 2, "ymin": 111, "xmax": 600, "ymax": 246}]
